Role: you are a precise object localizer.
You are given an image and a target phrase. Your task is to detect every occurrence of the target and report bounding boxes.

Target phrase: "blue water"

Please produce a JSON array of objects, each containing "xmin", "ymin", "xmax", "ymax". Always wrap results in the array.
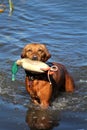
[{"xmin": 0, "ymin": 0, "xmax": 87, "ymax": 130}]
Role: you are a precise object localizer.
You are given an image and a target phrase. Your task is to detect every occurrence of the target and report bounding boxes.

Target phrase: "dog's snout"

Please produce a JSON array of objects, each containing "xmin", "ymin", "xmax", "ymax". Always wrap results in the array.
[{"xmin": 32, "ymin": 55, "xmax": 38, "ymax": 60}]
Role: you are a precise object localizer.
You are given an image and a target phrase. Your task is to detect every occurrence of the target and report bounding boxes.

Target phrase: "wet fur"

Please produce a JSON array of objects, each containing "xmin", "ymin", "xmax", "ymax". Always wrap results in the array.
[{"xmin": 21, "ymin": 43, "xmax": 75, "ymax": 108}]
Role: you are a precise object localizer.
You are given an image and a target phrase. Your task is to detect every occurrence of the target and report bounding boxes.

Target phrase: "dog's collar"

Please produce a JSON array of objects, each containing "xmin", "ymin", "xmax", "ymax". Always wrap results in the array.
[
  {"xmin": 25, "ymin": 62, "xmax": 53, "ymax": 81},
  {"xmin": 25, "ymin": 70, "xmax": 49, "ymax": 81},
  {"xmin": 25, "ymin": 62, "xmax": 59, "ymax": 88}
]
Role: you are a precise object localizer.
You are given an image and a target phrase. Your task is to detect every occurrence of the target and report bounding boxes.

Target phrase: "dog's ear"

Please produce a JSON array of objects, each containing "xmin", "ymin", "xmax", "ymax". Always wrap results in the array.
[
  {"xmin": 41, "ymin": 44, "xmax": 51, "ymax": 62},
  {"xmin": 21, "ymin": 44, "xmax": 29, "ymax": 58},
  {"xmin": 21, "ymin": 48, "xmax": 26, "ymax": 58}
]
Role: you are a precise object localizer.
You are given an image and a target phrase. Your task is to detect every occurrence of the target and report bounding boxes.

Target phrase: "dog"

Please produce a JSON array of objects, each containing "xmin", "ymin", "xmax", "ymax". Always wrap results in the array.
[{"xmin": 21, "ymin": 43, "xmax": 75, "ymax": 108}]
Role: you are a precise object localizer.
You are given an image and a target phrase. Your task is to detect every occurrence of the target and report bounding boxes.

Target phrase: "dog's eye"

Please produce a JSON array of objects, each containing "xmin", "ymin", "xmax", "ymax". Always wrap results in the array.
[
  {"xmin": 38, "ymin": 49, "xmax": 43, "ymax": 52},
  {"xmin": 27, "ymin": 49, "xmax": 32, "ymax": 52}
]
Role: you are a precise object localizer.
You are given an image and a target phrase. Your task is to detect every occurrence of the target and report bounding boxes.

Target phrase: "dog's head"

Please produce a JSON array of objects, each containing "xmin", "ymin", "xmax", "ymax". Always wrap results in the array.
[{"xmin": 21, "ymin": 43, "xmax": 51, "ymax": 62}]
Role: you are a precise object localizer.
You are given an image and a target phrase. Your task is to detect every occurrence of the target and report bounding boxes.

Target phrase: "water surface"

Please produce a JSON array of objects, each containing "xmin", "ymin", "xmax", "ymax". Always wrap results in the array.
[{"xmin": 0, "ymin": 0, "xmax": 87, "ymax": 130}]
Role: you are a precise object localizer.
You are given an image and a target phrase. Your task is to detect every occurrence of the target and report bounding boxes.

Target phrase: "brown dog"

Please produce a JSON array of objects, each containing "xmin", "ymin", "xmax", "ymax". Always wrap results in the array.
[{"xmin": 21, "ymin": 43, "xmax": 75, "ymax": 108}]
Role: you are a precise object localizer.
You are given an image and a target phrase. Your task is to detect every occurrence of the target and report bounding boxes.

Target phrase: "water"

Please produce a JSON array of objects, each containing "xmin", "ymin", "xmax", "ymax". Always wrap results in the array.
[{"xmin": 0, "ymin": 0, "xmax": 87, "ymax": 130}]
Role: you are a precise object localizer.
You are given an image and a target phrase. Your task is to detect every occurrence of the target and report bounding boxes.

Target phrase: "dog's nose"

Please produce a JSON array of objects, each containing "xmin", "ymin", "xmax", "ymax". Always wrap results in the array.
[{"xmin": 32, "ymin": 55, "xmax": 38, "ymax": 60}]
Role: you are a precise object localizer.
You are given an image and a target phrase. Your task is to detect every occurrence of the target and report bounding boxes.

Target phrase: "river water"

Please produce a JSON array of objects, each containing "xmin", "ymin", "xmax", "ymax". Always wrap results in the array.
[{"xmin": 0, "ymin": 0, "xmax": 87, "ymax": 130}]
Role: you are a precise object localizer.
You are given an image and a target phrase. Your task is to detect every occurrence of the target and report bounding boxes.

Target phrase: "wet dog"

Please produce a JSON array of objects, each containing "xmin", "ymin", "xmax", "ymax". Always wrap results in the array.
[{"xmin": 21, "ymin": 43, "xmax": 75, "ymax": 108}]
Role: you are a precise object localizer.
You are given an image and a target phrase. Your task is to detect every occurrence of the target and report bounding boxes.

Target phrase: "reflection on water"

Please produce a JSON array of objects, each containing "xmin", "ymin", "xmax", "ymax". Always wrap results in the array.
[
  {"xmin": 26, "ymin": 105, "xmax": 60, "ymax": 130},
  {"xmin": 0, "ymin": 0, "xmax": 87, "ymax": 130}
]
